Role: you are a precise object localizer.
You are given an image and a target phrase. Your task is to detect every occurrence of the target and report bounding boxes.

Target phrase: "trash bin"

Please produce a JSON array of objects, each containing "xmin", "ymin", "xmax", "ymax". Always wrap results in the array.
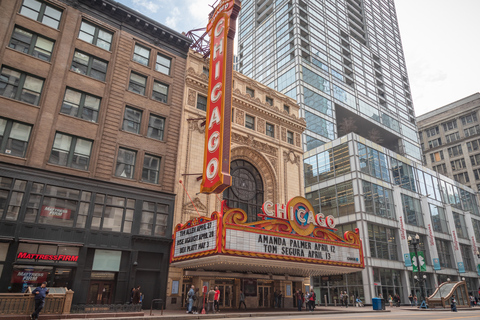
[
  {"xmin": 381, "ymin": 298, "xmax": 386, "ymax": 310},
  {"xmin": 372, "ymin": 297, "xmax": 381, "ymax": 310}
]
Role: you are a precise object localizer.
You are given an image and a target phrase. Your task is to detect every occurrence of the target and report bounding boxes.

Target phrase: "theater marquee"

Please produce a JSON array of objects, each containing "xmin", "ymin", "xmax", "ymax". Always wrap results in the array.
[
  {"xmin": 171, "ymin": 197, "xmax": 364, "ymax": 274},
  {"xmin": 200, "ymin": 0, "xmax": 241, "ymax": 194}
]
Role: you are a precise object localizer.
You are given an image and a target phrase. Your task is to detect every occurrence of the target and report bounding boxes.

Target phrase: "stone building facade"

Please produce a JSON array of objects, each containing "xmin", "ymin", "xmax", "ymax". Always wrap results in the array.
[
  {"xmin": 0, "ymin": 0, "xmax": 190, "ymax": 307},
  {"xmin": 167, "ymin": 50, "xmax": 306, "ymax": 309}
]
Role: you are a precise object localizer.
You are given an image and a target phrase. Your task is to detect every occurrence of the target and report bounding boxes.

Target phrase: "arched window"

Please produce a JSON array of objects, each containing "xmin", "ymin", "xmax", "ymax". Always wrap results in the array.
[{"xmin": 223, "ymin": 160, "xmax": 264, "ymax": 222}]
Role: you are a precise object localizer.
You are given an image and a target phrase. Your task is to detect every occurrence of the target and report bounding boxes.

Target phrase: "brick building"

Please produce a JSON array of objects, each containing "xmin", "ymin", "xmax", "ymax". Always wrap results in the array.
[{"xmin": 0, "ymin": 0, "xmax": 190, "ymax": 307}]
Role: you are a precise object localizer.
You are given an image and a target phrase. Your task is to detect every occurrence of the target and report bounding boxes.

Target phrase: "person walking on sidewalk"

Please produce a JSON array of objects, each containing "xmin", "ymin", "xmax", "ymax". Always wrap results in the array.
[
  {"xmin": 239, "ymin": 289, "xmax": 246, "ymax": 310},
  {"xmin": 186, "ymin": 285, "xmax": 195, "ymax": 314},
  {"xmin": 296, "ymin": 290, "xmax": 303, "ymax": 311},
  {"xmin": 308, "ymin": 289, "xmax": 316, "ymax": 312},
  {"xmin": 451, "ymin": 295, "xmax": 457, "ymax": 312},
  {"xmin": 343, "ymin": 291, "xmax": 348, "ymax": 308},
  {"xmin": 214, "ymin": 286, "xmax": 220, "ymax": 312},
  {"xmin": 31, "ymin": 281, "xmax": 49, "ymax": 320},
  {"xmin": 207, "ymin": 288, "xmax": 216, "ymax": 314}
]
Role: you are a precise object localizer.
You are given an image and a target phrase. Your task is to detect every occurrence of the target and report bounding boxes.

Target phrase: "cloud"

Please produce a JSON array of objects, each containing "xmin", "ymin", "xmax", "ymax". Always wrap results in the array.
[
  {"xmin": 188, "ymin": 0, "xmax": 211, "ymax": 29},
  {"xmin": 165, "ymin": 7, "xmax": 181, "ymax": 29},
  {"xmin": 132, "ymin": 0, "xmax": 160, "ymax": 13}
]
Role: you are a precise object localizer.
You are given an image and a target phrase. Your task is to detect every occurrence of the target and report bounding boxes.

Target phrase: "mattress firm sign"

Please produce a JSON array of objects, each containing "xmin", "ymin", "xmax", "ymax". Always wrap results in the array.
[
  {"xmin": 225, "ymin": 229, "xmax": 361, "ymax": 265},
  {"xmin": 174, "ymin": 220, "xmax": 217, "ymax": 257}
]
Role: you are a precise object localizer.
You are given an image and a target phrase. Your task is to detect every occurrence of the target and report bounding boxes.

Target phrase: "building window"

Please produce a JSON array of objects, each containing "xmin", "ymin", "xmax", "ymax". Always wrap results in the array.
[
  {"xmin": 142, "ymin": 154, "xmax": 161, "ymax": 184},
  {"xmin": 433, "ymin": 163, "xmax": 447, "ymax": 174},
  {"xmin": 442, "ymin": 119, "xmax": 457, "ymax": 131},
  {"xmin": 464, "ymin": 124, "xmax": 480, "ymax": 138},
  {"xmin": 453, "ymin": 212, "xmax": 468, "ymax": 239},
  {"xmin": 19, "ymin": 0, "xmax": 62, "ymax": 29},
  {"xmin": 266, "ymin": 123, "xmax": 275, "ymax": 137},
  {"xmin": 287, "ymin": 131, "xmax": 294, "ymax": 144},
  {"xmin": 122, "ymin": 106, "xmax": 142, "ymax": 134},
  {"xmin": 284, "ymin": 105, "xmax": 290, "ymax": 113},
  {"xmin": 71, "ymin": 51, "xmax": 108, "ymax": 81},
  {"xmin": 429, "ymin": 151, "xmax": 444, "ymax": 163},
  {"xmin": 475, "ymin": 169, "xmax": 480, "ymax": 180},
  {"xmin": 147, "ymin": 114, "xmax": 165, "ymax": 141},
  {"xmin": 152, "ymin": 81, "xmax": 168, "ymax": 103},
  {"xmin": 49, "ymin": 132, "xmax": 92, "ymax": 170},
  {"xmin": 78, "ymin": 20, "xmax": 113, "ymax": 51},
  {"xmin": 60, "ymin": 88, "xmax": 101, "ymax": 122},
  {"xmin": 202, "ymin": 67, "xmax": 209, "ymax": 77},
  {"xmin": 425, "ymin": 126, "xmax": 439, "ymax": 137},
  {"xmin": 362, "ymin": 180, "xmax": 395, "ymax": 220},
  {"xmin": 246, "ymin": 87, "xmax": 254, "ymax": 97},
  {"xmin": 368, "ymin": 224, "xmax": 398, "ymax": 260},
  {"xmin": 0, "ymin": 66, "xmax": 44, "ymax": 105},
  {"xmin": 401, "ymin": 194, "xmax": 424, "ymax": 227},
  {"xmin": 358, "ymin": 143, "xmax": 390, "ymax": 182},
  {"xmin": 9, "ymin": 26, "xmax": 54, "ymax": 61},
  {"xmin": 197, "ymin": 94, "xmax": 207, "ymax": 111},
  {"xmin": 445, "ymin": 132, "xmax": 460, "ymax": 144},
  {"xmin": 133, "ymin": 44, "xmax": 150, "ymax": 66},
  {"xmin": 467, "ymin": 139, "xmax": 480, "ymax": 152},
  {"xmin": 128, "ymin": 72, "xmax": 147, "ymax": 95},
  {"xmin": 429, "ymin": 204, "xmax": 448, "ymax": 234},
  {"xmin": 0, "ymin": 118, "xmax": 32, "ymax": 157},
  {"xmin": 266, "ymin": 96, "xmax": 273, "ymax": 106},
  {"xmin": 447, "ymin": 145, "xmax": 463, "ymax": 157},
  {"xmin": 155, "ymin": 54, "xmax": 171, "ymax": 75},
  {"xmin": 460, "ymin": 244, "xmax": 474, "ymax": 271},
  {"xmin": 245, "ymin": 114, "xmax": 255, "ymax": 130},
  {"xmin": 115, "ymin": 148, "xmax": 136, "ymax": 179},
  {"xmin": 140, "ymin": 201, "xmax": 169, "ymax": 236},
  {"xmin": 450, "ymin": 158, "xmax": 466, "ymax": 171},
  {"xmin": 427, "ymin": 138, "xmax": 442, "ymax": 149},
  {"xmin": 470, "ymin": 153, "xmax": 480, "ymax": 166},
  {"xmin": 453, "ymin": 172, "xmax": 469, "ymax": 184},
  {"xmin": 472, "ymin": 219, "xmax": 480, "ymax": 243},
  {"xmin": 92, "ymin": 194, "xmax": 135, "ymax": 233},
  {"xmin": 461, "ymin": 112, "xmax": 477, "ymax": 125},
  {"xmin": 436, "ymin": 239, "xmax": 453, "ymax": 268}
]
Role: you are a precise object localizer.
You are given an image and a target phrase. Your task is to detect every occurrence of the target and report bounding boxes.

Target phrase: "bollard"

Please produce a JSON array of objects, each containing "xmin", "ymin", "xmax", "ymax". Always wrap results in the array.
[{"xmin": 324, "ymin": 295, "xmax": 327, "ymax": 307}]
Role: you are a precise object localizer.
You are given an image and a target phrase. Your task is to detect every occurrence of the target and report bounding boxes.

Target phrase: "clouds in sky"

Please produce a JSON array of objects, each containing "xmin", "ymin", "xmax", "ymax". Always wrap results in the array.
[{"xmin": 131, "ymin": 0, "xmax": 160, "ymax": 13}]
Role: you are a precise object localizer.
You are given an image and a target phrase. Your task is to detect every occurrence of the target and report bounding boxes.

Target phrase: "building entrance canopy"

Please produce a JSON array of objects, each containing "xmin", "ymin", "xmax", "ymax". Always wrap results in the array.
[{"xmin": 170, "ymin": 197, "xmax": 364, "ymax": 277}]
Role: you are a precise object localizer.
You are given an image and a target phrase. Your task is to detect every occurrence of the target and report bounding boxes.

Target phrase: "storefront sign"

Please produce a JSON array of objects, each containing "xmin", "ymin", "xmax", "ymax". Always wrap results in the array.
[
  {"xmin": 404, "ymin": 253, "xmax": 412, "ymax": 267},
  {"xmin": 11, "ymin": 270, "xmax": 48, "ymax": 283},
  {"xmin": 173, "ymin": 220, "xmax": 217, "ymax": 257},
  {"xmin": 17, "ymin": 252, "xmax": 78, "ymax": 262},
  {"xmin": 399, "ymin": 216, "xmax": 405, "ymax": 240},
  {"xmin": 40, "ymin": 205, "xmax": 71, "ymax": 219},
  {"xmin": 200, "ymin": 0, "xmax": 241, "ymax": 194}
]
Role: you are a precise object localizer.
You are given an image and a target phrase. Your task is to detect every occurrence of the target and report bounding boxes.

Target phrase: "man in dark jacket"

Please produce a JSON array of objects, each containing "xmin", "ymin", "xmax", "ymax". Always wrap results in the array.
[{"xmin": 31, "ymin": 281, "xmax": 49, "ymax": 320}]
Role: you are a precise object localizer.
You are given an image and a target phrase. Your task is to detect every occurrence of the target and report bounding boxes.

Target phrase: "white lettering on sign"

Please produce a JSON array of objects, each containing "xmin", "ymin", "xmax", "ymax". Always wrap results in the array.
[
  {"xmin": 174, "ymin": 221, "xmax": 217, "ymax": 257},
  {"xmin": 225, "ymin": 229, "xmax": 361, "ymax": 264}
]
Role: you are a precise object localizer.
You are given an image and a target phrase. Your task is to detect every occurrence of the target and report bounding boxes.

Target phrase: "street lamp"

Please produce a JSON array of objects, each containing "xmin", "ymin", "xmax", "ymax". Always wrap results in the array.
[{"xmin": 408, "ymin": 234, "xmax": 427, "ymax": 307}]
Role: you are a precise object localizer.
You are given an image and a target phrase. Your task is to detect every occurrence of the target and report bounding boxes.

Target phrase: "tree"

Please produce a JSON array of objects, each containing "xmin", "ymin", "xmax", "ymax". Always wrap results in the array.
[
  {"xmin": 368, "ymin": 128, "xmax": 384, "ymax": 145},
  {"xmin": 337, "ymin": 117, "xmax": 358, "ymax": 136}
]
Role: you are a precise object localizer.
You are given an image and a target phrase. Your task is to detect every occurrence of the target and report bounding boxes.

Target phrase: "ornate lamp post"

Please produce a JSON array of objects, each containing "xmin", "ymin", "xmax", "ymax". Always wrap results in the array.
[{"xmin": 408, "ymin": 234, "xmax": 427, "ymax": 307}]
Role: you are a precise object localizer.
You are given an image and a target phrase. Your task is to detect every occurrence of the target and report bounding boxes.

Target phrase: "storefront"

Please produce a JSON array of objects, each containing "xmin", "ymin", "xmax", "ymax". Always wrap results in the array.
[{"xmin": 170, "ymin": 196, "xmax": 365, "ymax": 309}]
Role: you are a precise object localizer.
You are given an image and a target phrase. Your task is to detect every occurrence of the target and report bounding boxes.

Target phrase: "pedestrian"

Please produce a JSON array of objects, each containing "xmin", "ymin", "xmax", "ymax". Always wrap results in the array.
[
  {"xmin": 31, "ymin": 281, "xmax": 49, "ymax": 320},
  {"xmin": 214, "ymin": 286, "xmax": 220, "ymax": 312},
  {"xmin": 388, "ymin": 294, "xmax": 393, "ymax": 307},
  {"xmin": 186, "ymin": 285, "xmax": 194, "ymax": 314},
  {"xmin": 296, "ymin": 289, "xmax": 302, "ymax": 311},
  {"xmin": 278, "ymin": 290, "xmax": 283, "ymax": 308},
  {"xmin": 192, "ymin": 287, "xmax": 200, "ymax": 314},
  {"xmin": 129, "ymin": 287, "xmax": 135, "ymax": 304},
  {"xmin": 451, "ymin": 294, "xmax": 457, "ymax": 312},
  {"xmin": 239, "ymin": 289, "xmax": 246, "ymax": 309},
  {"xmin": 340, "ymin": 291, "xmax": 344, "ymax": 307},
  {"xmin": 395, "ymin": 294, "xmax": 400, "ymax": 307},
  {"xmin": 207, "ymin": 287, "xmax": 216, "ymax": 314},
  {"xmin": 132, "ymin": 286, "xmax": 141, "ymax": 304},
  {"xmin": 408, "ymin": 293, "xmax": 413, "ymax": 306},
  {"xmin": 470, "ymin": 294, "xmax": 475, "ymax": 307},
  {"xmin": 308, "ymin": 289, "xmax": 316, "ymax": 312},
  {"xmin": 343, "ymin": 291, "xmax": 348, "ymax": 308},
  {"xmin": 413, "ymin": 294, "xmax": 418, "ymax": 306}
]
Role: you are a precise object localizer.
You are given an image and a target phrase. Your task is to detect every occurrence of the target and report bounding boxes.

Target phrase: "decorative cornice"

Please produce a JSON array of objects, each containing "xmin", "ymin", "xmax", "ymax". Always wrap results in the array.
[
  {"xmin": 283, "ymin": 150, "xmax": 301, "ymax": 165},
  {"xmin": 232, "ymin": 133, "xmax": 278, "ymax": 157}
]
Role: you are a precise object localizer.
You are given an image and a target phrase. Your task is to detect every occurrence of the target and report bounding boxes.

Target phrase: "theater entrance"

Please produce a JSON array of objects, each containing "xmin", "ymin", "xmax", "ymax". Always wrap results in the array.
[{"xmin": 258, "ymin": 285, "xmax": 271, "ymax": 307}]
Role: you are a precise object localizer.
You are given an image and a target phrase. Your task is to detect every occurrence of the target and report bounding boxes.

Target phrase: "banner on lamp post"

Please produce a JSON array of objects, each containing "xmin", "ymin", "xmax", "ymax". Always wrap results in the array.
[{"xmin": 410, "ymin": 251, "xmax": 426, "ymax": 272}]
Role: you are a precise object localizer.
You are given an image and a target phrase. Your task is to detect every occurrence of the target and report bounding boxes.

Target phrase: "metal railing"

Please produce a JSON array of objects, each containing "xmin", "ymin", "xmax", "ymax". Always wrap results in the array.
[{"xmin": 150, "ymin": 299, "xmax": 164, "ymax": 316}]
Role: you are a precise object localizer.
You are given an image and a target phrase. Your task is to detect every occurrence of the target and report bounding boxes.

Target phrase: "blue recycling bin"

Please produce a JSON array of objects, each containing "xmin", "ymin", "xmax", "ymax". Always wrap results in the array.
[{"xmin": 372, "ymin": 297, "xmax": 382, "ymax": 310}]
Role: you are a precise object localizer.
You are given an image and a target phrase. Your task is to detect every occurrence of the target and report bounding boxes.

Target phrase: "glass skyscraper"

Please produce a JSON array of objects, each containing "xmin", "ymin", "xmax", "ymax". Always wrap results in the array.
[{"xmin": 238, "ymin": 0, "xmax": 421, "ymax": 161}]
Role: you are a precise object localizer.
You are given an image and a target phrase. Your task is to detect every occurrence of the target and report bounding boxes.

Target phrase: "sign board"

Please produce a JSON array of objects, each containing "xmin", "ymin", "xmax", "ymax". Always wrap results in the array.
[
  {"xmin": 17, "ymin": 252, "xmax": 78, "ymax": 262},
  {"xmin": 411, "ymin": 251, "xmax": 426, "ymax": 272},
  {"xmin": 404, "ymin": 253, "xmax": 412, "ymax": 267},
  {"xmin": 11, "ymin": 270, "xmax": 48, "ymax": 283},
  {"xmin": 433, "ymin": 258, "xmax": 441, "ymax": 270},
  {"xmin": 173, "ymin": 220, "xmax": 217, "ymax": 257},
  {"xmin": 40, "ymin": 205, "xmax": 71, "ymax": 220},
  {"xmin": 200, "ymin": 0, "xmax": 241, "ymax": 194},
  {"xmin": 457, "ymin": 261, "xmax": 465, "ymax": 273}
]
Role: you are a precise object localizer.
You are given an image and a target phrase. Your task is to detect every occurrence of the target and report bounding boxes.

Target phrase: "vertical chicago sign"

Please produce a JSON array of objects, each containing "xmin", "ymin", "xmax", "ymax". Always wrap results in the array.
[{"xmin": 200, "ymin": 0, "xmax": 241, "ymax": 194}]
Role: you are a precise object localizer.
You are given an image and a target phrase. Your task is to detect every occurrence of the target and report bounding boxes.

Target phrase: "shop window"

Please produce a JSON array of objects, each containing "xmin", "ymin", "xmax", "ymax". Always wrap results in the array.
[
  {"xmin": 196, "ymin": 94, "xmax": 207, "ymax": 111},
  {"xmin": 133, "ymin": 44, "xmax": 150, "ymax": 66},
  {"xmin": 61, "ymin": 88, "xmax": 101, "ymax": 122},
  {"xmin": 0, "ymin": 66, "xmax": 44, "ymax": 105},
  {"xmin": 0, "ymin": 178, "xmax": 27, "ymax": 221},
  {"xmin": 71, "ymin": 51, "xmax": 108, "ymax": 81},
  {"xmin": 140, "ymin": 201, "xmax": 169, "ymax": 236},
  {"xmin": 152, "ymin": 80, "xmax": 168, "ymax": 103},
  {"xmin": 19, "ymin": 0, "xmax": 63, "ymax": 29},
  {"xmin": 245, "ymin": 114, "xmax": 255, "ymax": 130},
  {"xmin": 287, "ymin": 131, "xmax": 294, "ymax": 144},
  {"xmin": 128, "ymin": 72, "xmax": 147, "ymax": 95},
  {"xmin": 78, "ymin": 20, "xmax": 113, "ymax": 51},
  {"xmin": 155, "ymin": 53, "xmax": 171, "ymax": 75},
  {"xmin": 122, "ymin": 106, "xmax": 142, "ymax": 134},
  {"xmin": 266, "ymin": 123, "xmax": 275, "ymax": 137},
  {"xmin": 147, "ymin": 114, "xmax": 165, "ymax": 141},
  {"xmin": 0, "ymin": 118, "xmax": 33, "ymax": 158},
  {"xmin": 92, "ymin": 195, "xmax": 135, "ymax": 233},
  {"xmin": 115, "ymin": 148, "xmax": 136, "ymax": 179},
  {"xmin": 9, "ymin": 26, "xmax": 54, "ymax": 61},
  {"xmin": 142, "ymin": 154, "xmax": 161, "ymax": 184},
  {"xmin": 49, "ymin": 132, "xmax": 92, "ymax": 170}
]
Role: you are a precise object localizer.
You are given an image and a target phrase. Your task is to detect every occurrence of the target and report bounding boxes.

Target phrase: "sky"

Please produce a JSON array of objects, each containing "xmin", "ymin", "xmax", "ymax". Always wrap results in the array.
[{"xmin": 114, "ymin": 0, "xmax": 480, "ymax": 116}]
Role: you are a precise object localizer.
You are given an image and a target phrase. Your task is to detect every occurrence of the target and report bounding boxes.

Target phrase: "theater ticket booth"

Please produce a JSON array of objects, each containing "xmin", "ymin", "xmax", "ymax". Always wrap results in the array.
[{"xmin": 170, "ymin": 197, "xmax": 365, "ymax": 309}]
